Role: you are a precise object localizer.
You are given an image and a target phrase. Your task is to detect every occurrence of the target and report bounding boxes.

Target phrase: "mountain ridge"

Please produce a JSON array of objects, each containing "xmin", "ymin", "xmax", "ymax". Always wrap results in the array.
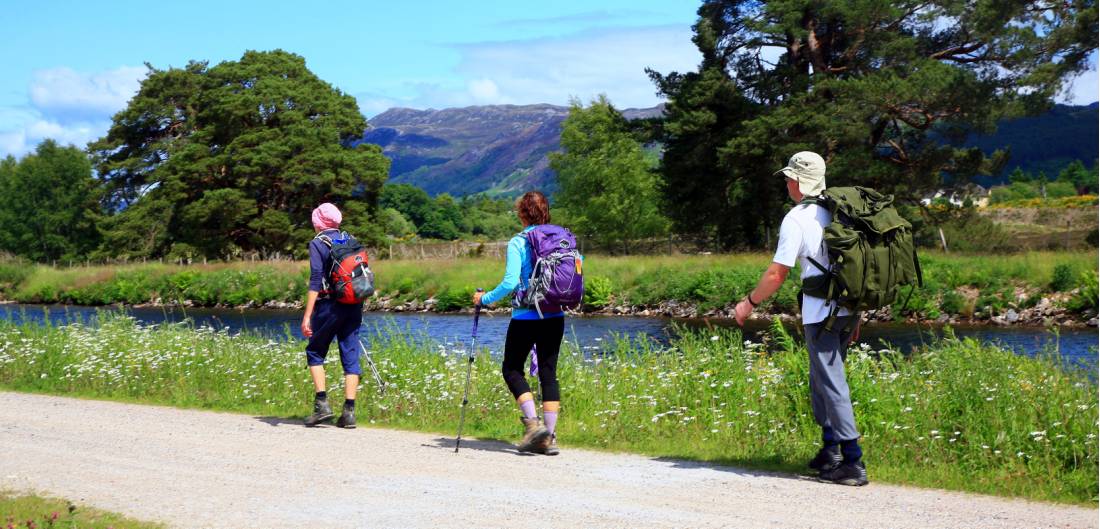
[{"xmin": 355, "ymin": 102, "xmax": 1095, "ymax": 196}]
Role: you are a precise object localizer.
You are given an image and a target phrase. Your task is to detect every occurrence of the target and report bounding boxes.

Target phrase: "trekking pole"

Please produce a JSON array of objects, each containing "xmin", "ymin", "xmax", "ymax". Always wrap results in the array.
[
  {"xmin": 455, "ymin": 289, "xmax": 483, "ymax": 453},
  {"xmin": 358, "ymin": 337, "xmax": 386, "ymax": 396}
]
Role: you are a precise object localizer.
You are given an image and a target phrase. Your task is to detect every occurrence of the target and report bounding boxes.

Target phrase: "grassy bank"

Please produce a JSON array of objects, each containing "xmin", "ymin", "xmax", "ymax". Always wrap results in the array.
[
  {"xmin": 0, "ymin": 252, "xmax": 1096, "ymax": 322},
  {"xmin": 0, "ymin": 315, "xmax": 1095, "ymax": 503},
  {"xmin": 0, "ymin": 491, "xmax": 163, "ymax": 529}
]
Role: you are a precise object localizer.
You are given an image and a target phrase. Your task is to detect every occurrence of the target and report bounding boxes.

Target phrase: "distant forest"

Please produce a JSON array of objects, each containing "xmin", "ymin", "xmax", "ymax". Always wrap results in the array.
[{"xmin": 965, "ymin": 103, "xmax": 1098, "ymax": 187}]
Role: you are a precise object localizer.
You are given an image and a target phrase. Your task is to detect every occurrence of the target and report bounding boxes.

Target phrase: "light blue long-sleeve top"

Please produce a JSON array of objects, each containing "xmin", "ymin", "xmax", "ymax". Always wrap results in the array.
[{"xmin": 481, "ymin": 225, "xmax": 565, "ymax": 320}]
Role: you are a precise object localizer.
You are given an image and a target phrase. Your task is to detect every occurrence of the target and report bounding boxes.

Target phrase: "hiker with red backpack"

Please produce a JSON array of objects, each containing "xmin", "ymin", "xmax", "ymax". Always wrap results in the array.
[
  {"xmin": 473, "ymin": 191, "xmax": 584, "ymax": 455},
  {"xmin": 302, "ymin": 202, "xmax": 375, "ymax": 428}
]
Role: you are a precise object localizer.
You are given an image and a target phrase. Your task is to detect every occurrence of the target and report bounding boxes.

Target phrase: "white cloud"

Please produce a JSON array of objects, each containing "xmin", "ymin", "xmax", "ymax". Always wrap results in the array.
[
  {"xmin": 29, "ymin": 66, "xmax": 147, "ymax": 122},
  {"xmin": 451, "ymin": 25, "xmax": 699, "ymax": 109},
  {"xmin": 361, "ymin": 25, "xmax": 700, "ymax": 113},
  {"xmin": 1058, "ymin": 60, "xmax": 1098, "ymax": 105},
  {"xmin": 0, "ymin": 130, "xmax": 27, "ymax": 158},
  {"xmin": 0, "ymin": 65, "xmax": 145, "ymax": 158},
  {"xmin": 467, "ymin": 78, "xmax": 503, "ymax": 103}
]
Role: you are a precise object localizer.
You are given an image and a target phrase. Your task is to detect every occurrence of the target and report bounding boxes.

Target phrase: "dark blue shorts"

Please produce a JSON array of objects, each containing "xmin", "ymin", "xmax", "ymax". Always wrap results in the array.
[{"xmin": 305, "ymin": 299, "xmax": 363, "ymax": 375}]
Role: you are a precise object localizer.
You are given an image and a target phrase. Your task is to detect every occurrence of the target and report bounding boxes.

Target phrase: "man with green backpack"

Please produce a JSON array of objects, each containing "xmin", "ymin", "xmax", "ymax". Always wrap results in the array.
[{"xmin": 734, "ymin": 151, "xmax": 921, "ymax": 487}]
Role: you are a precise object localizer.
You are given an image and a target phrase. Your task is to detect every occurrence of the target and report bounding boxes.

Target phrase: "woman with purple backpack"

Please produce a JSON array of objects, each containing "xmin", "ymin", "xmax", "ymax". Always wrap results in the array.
[{"xmin": 473, "ymin": 191, "xmax": 582, "ymax": 455}]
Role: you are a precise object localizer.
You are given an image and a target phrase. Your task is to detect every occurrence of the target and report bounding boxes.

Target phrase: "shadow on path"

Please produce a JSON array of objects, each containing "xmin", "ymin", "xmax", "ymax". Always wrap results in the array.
[
  {"xmin": 654, "ymin": 456, "xmax": 817, "ymax": 484},
  {"xmin": 255, "ymin": 416, "xmax": 305, "ymax": 427},
  {"xmin": 425, "ymin": 436, "xmax": 538, "ymax": 456}
]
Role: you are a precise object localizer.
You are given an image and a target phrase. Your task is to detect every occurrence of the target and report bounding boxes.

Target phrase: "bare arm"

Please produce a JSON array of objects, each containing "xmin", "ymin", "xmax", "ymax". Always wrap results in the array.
[
  {"xmin": 301, "ymin": 290, "xmax": 319, "ymax": 338},
  {"xmin": 735, "ymin": 263, "xmax": 790, "ymax": 325}
]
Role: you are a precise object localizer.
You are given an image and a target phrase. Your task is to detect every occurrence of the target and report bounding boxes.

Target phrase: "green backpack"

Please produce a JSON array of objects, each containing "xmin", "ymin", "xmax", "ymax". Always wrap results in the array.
[{"xmin": 800, "ymin": 186, "xmax": 923, "ymax": 331}]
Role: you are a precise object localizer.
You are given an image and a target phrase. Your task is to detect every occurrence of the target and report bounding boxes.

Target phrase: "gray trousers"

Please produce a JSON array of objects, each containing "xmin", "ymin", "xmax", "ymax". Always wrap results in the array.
[{"xmin": 804, "ymin": 315, "xmax": 860, "ymax": 442}]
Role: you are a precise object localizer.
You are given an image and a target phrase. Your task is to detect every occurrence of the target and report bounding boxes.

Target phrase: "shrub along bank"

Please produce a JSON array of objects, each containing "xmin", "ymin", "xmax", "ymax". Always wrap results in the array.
[{"xmin": 0, "ymin": 252, "xmax": 1095, "ymax": 324}]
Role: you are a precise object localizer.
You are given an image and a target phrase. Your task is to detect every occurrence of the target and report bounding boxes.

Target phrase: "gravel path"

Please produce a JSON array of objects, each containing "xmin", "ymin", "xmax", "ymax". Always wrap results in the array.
[{"xmin": 0, "ymin": 392, "xmax": 1095, "ymax": 529}]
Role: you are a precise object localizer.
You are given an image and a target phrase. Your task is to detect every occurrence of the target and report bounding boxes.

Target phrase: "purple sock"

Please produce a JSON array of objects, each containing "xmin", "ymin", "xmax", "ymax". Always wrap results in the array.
[
  {"xmin": 543, "ymin": 411, "xmax": 558, "ymax": 436},
  {"xmin": 519, "ymin": 399, "xmax": 537, "ymax": 419}
]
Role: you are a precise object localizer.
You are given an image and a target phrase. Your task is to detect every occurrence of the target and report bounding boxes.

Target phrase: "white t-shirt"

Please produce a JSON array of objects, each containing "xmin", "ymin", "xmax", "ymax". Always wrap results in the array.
[{"xmin": 773, "ymin": 203, "xmax": 850, "ymax": 325}]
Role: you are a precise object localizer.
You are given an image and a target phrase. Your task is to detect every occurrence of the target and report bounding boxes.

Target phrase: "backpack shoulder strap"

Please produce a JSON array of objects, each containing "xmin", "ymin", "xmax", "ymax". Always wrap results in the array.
[{"xmin": 314, "ymin": 232, "xmax": 334, "ymax": 248}]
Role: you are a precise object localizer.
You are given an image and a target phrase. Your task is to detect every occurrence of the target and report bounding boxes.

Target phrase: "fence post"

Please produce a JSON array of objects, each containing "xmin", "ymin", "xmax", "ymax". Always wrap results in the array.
[{"xmin": 938, "ymin": 227, "xmax": 949, "ymax": 252}]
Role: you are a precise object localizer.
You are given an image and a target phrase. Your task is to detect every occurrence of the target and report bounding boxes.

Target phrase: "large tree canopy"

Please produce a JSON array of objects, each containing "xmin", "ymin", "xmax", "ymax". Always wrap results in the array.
[
  {"xmin": 650, "ymin": 0, "xmax": 1097, "ymax": 249},
  {"xmin": 90, "ymin": 49, "xmax": 389, "ymax": 259},
  {"xmin": 551, "ymin": 96, "xmax": 669, "ymax": 253},
  {"xmin": 0, "ymin": 141, "xmax": 101, "ymax": 262}
]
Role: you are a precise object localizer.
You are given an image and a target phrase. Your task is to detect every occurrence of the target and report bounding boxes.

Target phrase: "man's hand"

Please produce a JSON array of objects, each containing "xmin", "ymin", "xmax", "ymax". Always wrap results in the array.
[
  {"xmin": 472, "ymin": 291, "xmax": 485, "ymax": 307},
  {"xmin": 734, "ymin": 298, "xmax": 753, "ymax": 326},
  {"xmin": 301, "ymin": 317, "xmax": 313, "ymax": 338}
]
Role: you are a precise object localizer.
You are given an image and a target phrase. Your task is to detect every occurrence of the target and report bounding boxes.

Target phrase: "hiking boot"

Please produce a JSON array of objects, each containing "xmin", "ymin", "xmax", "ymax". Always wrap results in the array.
[
  {"xmin": 304, "ymin": 398, "xmax": 334, "ymax": 427},
  {"xmin": 808, "ymin": 445, "xmax": 842, "ymax": 472},
  {"xmin": 516, "ymin": 416, "xmax": 550, "ymax": 453},
  {"xmin": 543, "ymin": 435, "xmax": 560, "ymax": 456},
  {"xmin": 336, "ymin": 408, "xmax": 356, "ymax": 429},
  {"xmin": 532, "ymin": 431, "xmax": 560, "ymax": 455},
  {"xmin": 818, "ymin": 460, "xmax": 869, "ymax": 486}
]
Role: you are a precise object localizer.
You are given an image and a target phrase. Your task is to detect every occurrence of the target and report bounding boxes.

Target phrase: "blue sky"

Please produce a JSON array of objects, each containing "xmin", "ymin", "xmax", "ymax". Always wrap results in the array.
[{"xmin": 0, "ymin": 0, "xmax": 1095, "ymax": 157}]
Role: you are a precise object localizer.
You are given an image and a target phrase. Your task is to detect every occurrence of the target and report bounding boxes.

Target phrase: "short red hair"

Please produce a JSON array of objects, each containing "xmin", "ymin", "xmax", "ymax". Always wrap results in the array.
[{"xmin": 515, "ymin": 191, "xmax": 551, "ymax": 226}]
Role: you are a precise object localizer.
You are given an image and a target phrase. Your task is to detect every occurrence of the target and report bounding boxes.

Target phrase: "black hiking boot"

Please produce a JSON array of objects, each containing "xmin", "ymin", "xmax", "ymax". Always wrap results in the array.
[
  {"xmin": 808, "ymin": 445, "xmax": 842, "ymax": 472},
  {"xmin": 336, "ymin": 408, "xmax": 357, "ymax": 429},
  {"xmin": 818, "ymin": 460, "xmax": 869, "ymax": 486},
  {"xmin": 304, "ymin": 398, "xmax": 334, "ymax": 427}
]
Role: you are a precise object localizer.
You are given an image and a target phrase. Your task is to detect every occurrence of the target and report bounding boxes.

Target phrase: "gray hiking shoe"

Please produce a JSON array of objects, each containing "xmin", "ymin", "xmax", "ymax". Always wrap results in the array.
[
  {"xmin": 808, "ymin": 445, "xmax": 842, "ymax": 472},
  {"xmin": 304, "ymin": 398, "xmax": 334, "ymax": 427},
  {"xmin": 336, "ymin": 408, "xmax": 356, "ymax": 429},
  {"xmin": 516, "ymin": 417, "xmax": 550, "ymax": 453},
  {"xmin": 819, "ymin": 460, "xmax": 869, "ymax": 486}
]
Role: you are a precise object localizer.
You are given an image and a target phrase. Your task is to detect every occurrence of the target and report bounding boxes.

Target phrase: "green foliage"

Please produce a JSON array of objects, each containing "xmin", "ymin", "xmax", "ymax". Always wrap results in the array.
[
  {"xmin": 649, "ymin": 0, "xmax": 1096, "ymax": 249},
  {"xmin": 1057, "ymin": 160, "xmax": 1100, "ymax": 194},
  {"xmin": 1, "ymin": 316, "xmax": 1094, "ymax": 502},
  {"xmin": 550, "ymin": 96, "xmax": 669, "ymax": 253},
  {"xmin": 89, "ymin": 50, "xmax": 389, "ymax": 259},
  {"xmin": 1045, "ymin": 181, "xmax": 1078, "ymax": 199},
  {"xmin": 380, "ymin": 184, "xmax": 516, "ymax": 241},
  {"xmin": 1050, "ymin": 264, "xmax": 1076, "ymax": 292},
  {"xmin": 0, "ymin": 258, "xmax": 32, "ymax": 294},
  {"xmin": 1065, "ymin": 270, "xmax": 1099, "ymax": 314},
  {"xmin": 583, "ymin": 275, "xmax": 614, "ymax": 309},
  {"xmin": 1, "ymin": 253, "xmax": 1094, "ymax": 324},
  {"xmin": 0, "ymin": 141, "xmax": 101, "ymax": 262},
  {"xmin": 434, "ymin": 285, "xmax": 473, "ymax": 312},
  {"xmin": 939, "ymin": 290, "xmax": 966, "ymax": 315},
  {"xmin": 920, "ymin": 205, "xmax": 1013, "ymax": 253}
]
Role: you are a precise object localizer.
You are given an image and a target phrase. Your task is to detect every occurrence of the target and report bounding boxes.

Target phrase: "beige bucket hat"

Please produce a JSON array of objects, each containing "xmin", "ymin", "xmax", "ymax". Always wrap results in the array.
[{"xmin": 775, "ymin": 151, "xmax": 826, "ymax": 197}]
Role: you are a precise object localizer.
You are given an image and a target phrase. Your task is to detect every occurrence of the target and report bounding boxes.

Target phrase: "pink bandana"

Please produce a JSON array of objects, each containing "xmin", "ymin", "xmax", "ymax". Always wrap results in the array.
[{"xmin": 311, "ymin": 203, "xmax": 342, "ymax": 231}]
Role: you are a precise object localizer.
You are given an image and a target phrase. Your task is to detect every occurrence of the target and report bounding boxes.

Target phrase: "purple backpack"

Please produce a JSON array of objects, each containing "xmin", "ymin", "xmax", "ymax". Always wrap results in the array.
[{"xmin": 513, "ymin": 225, "xmax": 585, "ymax": 318}]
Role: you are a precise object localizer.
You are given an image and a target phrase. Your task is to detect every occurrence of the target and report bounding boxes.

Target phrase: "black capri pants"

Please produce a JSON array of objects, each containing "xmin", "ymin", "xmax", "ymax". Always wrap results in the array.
[{"xmin": 502, "ymin": 317, "xmax": 564, "ymax": 402}]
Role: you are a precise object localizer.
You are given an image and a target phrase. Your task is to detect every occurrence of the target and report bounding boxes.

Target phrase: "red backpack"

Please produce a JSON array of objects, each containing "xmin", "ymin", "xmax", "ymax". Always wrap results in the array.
[{"xmin": 316, "ymin": 231, "xmax": 375, "ymax": 304}]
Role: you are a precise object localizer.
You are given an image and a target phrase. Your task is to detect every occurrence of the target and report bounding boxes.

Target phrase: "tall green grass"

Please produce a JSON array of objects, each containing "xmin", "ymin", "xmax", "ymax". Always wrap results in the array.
[
  {"xmin": 1, "ymin": 251, "xmax": 1096, "ymax": 319},
  {"xmin": 0, "ymin": 314, "xmax": 1094, "ymax": 503}
]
